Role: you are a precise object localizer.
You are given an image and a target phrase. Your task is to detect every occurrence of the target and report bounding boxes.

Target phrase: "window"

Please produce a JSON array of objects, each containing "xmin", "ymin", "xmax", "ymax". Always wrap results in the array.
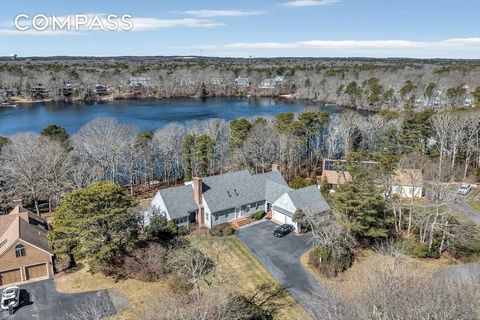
[
  {"xmin": 174, "ymin": 216, "xmax": 188, "ymax": 224},
  {"xmin": 324, "ymin": 160, "xmax": 337, "ymax": 170},
  {"xmin": 215, "ymin": 214, "xmax": 219, "ymax": 221},
  {"xmin": 225, "ymin": 211, "xmax": 229, "ymax": 218},
  {"xmin": 206, "ymin": 212, "xmax": 209, "ymax": 221},
  {"xmin": 15, "ymin": 244, "xmax": 25, "ymax": 257}
]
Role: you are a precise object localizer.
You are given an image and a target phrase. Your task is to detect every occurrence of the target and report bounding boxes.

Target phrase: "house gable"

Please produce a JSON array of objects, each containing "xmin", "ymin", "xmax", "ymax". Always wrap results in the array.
[
  {"xmin": 0, "ymin": 239, "xmax": 52, "ymax": 275},
  {"xmin": 272, "ymin": 193, "xmax": 296, "ymax": 214}
]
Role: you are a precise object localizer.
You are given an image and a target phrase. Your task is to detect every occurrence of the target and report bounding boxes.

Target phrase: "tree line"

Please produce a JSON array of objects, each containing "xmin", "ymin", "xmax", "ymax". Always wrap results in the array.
[{"xmin": 1, "ymin": 106, "xmax": 480, "ymax": 214}]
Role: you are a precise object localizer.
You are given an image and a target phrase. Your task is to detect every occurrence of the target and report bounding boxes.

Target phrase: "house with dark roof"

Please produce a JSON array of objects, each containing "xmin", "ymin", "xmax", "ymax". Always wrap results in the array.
[
  {"xmin": 0, "ymin": 200, "xmax": 53, "ymax": 287},
  {"xmin": 151, "ymin": 165, "xmax": 330, "ymax": 231}
]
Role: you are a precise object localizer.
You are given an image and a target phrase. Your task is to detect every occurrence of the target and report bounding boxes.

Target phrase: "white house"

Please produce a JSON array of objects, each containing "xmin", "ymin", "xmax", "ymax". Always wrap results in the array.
[
  {"xmin": 234, "ymin": 76, "xmax": 250, "ymax": 87},
  {"xmin": 151, "ymin": 165, "xmax": 330, "ymax": 232}
]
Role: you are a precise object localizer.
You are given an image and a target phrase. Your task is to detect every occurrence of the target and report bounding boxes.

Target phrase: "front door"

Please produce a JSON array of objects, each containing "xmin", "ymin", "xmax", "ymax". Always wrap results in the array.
[
  {"xmin": 188, "ymin": 211, "xmax": 197, "ymax": 224},
  {"xmin": 235, "ymin": 207, "xmax": 241, "ymax": 218}
]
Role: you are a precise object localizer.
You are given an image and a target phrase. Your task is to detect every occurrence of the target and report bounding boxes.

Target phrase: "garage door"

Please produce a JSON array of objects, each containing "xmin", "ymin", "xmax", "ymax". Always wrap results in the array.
[
  {"xmin": 25, "ymin": 263, "xmax": 47, "ymax": 280},
  {"xmin": 272, "ymin": 209, "xmax": 285, "ymax": 223},
  {"xmin": 272, "ymin": 210, "xmax": 293, "ymax": 224},
  {"xmin": 0, "ymin": 268, "xmax": 22, "ymax": 286}
]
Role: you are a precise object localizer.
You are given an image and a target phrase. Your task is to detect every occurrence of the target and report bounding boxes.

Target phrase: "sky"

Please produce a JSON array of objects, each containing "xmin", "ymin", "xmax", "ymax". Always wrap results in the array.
[{"xmin": 0, "ymin": 0, "xmax": 479, "ymax": 58}]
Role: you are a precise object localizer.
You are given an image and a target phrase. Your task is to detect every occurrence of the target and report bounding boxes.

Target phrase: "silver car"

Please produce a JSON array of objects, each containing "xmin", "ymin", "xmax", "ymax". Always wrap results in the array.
[
  {"xmin": 457, "ymin": 184, "xmax": 472, "ymax": 195},
  {"xmin": 1, "ymin": 286, "xmax": 20, "ymax": 311}
]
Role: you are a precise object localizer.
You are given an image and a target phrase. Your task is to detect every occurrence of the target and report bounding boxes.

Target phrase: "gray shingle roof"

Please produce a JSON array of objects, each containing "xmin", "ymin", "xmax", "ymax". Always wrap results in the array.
[
  {"xmin": 159, "ymin": 185, "xmax": 198, "ymax": 219},
  {"xmin": 264, "ymin": 180, "xmax": 291, "ymax": 203},
  {"xmin": 155, "ymin": 169, "xmax": 330, "ymax": 219},
  {"xmin": 201, "ymin": 170, "xmax": 267, "ymax": 213},
  {"xmin": 287, "ymin": 185, "xmax": 330, "ymax": 215}
]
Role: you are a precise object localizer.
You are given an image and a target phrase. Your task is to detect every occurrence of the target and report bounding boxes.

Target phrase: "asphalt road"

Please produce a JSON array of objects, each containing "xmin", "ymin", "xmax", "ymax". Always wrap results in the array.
[
  {"xmin": 236, "ymin": 221, "xmax": 330, "ymax": 313},
  {"xmin": 453, "ymin": 195, "xmax": 480, "ymax": 225},
  {"xmin": 0, "ymin": 279, "xmax": 114, "ymax": 320}
]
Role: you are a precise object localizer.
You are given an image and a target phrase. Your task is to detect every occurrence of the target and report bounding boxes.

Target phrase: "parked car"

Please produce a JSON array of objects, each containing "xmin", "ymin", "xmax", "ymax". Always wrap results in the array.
[
  {"xmin": 1, "ymin": 286, "xmax": 20, "ymax": 311},
  {"xmin": 457, "ymin": 183, "xmax": 472, "ymax": 195},
  {"xmin": 273, "ymin": 224, "xmax": 294, "ymax": 237}
]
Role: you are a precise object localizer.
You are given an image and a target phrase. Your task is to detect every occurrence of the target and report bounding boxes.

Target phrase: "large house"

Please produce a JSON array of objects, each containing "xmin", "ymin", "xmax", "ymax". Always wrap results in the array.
[
  {"xmin": 0, "ymin": 201, "xmax": 53, "ymax": 287},
  {"xmin": 319, "ymin": 159, "xmax": 424, "ymax": 198},
  {"xmin": 151, "ymin": 166, "xmax": 330, "ymax": 231}
]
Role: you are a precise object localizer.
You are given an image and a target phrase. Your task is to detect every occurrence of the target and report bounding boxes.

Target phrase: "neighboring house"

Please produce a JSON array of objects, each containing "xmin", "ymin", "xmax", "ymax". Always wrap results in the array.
[
  {"xmin": 234, "ymin": 76, "xmax": 250, "ymax": 87},
  {"xmin": 0, "ymin": 201, "xmax": 53, "ymax": 287},
  {"xmin": 94, "ymin": 84, "xmax": 108, "ymax": 95},
  {"xmin": 129, "ymin": 76, "xmax": 150, "ymax": 87},
  {"xmin": 30, "ymin": 84, "xmax": 48, "ymax": 98},
  {"xmin": 464, "ymin": 97, "xmax": 473, "ymax": 108},
  {"xmin": 259, "ymin": 76, "xmax": 285, "ymax": 89},
  {"xmin": 180, "ymin": 79, "xmax": 196, "ymax": 86},
  {"xmin": 259, "ymin": 78, "xmax": 276, "ymax": 89},
  {"xmin": 151, "ymin": 165, "xmax": 330, "ymax": 232},
  {"xmin": 391, "ymin": 169, "xmax": 424, "ymax": 198},
  {"xmin": 318, "ymin": 159, "xmax": 424, "ymax": 198},
  {"xmin": 211, "ymin": 77, "xmax": 224, "ymax": 85}
]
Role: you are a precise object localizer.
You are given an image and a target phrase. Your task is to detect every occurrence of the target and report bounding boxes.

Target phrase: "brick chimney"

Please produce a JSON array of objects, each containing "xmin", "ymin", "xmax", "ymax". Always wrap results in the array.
[
  {"xmin": 193, "ymin": 177, "xmax": 203, "ymax": 206},
  {"xmin": 12, "ymin": 199, "xmax": 23, "ymax": 208},
  {"xmin": 193, "ymin": 177, "xmax": 204, "ymax": 227},
  {"xmin": 272, "ymin": 163, "xmax": 280, "ymax": 172}
]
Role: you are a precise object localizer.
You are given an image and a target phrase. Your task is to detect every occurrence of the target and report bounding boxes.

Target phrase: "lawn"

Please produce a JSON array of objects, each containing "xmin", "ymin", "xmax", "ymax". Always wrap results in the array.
[
  {"xmin": 195, "ymin": 235, "xmax": 310, "ymax": 320},
  {"xmin": 55, "ymin": 235, "xmax": 308, "ymax": 320},
  {"xmin": 300, "ymin": 248, "xmax": 452, "ymax": 305},
  {"xmin": 55, "ymin": 264, "xmax": 170, "ymax": 320}
]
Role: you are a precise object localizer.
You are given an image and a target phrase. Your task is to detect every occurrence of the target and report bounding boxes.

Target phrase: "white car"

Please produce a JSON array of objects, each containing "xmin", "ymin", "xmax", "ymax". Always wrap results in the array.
[
  {"xmin": 1, "ymin": 286, "xmax": 20, "ymax": 311},
  {"xmin": 457, "ymin": 184, "xmax": 472, "ymax": 195}
]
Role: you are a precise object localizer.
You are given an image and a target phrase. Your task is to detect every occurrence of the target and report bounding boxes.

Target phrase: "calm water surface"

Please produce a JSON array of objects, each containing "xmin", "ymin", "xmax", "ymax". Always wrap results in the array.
[{"xmin": 0, "ymin": 97, "xmax": 344, "ymax": 135}]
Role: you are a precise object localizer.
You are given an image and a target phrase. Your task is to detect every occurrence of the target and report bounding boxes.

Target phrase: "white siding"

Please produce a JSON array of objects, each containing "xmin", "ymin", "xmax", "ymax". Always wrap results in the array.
[
  {"xmin": 151, "ymin": 193, "xmax": 172, "ymax": 221},
  {"xmin": 272, "ymin": 193, "xmax": 296, "ymax": 213},
  {"xmin": 203, "ymin": 197, "xmax": 212, "ymax": 228},
  {"xmin": 272, "ymin": 194, "xmax": 298, "ymax": 230}
]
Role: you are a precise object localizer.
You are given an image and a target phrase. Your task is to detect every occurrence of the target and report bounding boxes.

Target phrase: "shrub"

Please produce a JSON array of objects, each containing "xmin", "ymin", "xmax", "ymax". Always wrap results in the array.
[
  {"xmin": 53, "ymin": 253, "xmax": 72, "ymax": 273},
  {"xmin": 309, "ymin": 244, "xmax": 354, "ymax": 277},
  {"xmin": 168, "ymin": 274, "xmax": 193, "ymax": 295},
  {"xmin": 250, "ymin": 210, "xmax": 266, "ymax": 221},
  {"xmin": 403, "ymin": 239, "xmax": 440, "ymax": 259},
  {"xmin": 209, "ymin": 223, "xmax": 235, "ymax": 237},
  {"xmin": 222, "ymin": 225, "xmax": 235, "ymax": 236},
  {"xmin": 112, "ymin": 242, "xmax": 168, "ymax": 281}
]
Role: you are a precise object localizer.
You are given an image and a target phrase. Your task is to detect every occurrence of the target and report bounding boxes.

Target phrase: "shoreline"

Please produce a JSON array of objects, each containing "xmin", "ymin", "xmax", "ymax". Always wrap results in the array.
[{"xmin": 2, "ymin": 94, "xmax": 372, "ymax": 113}]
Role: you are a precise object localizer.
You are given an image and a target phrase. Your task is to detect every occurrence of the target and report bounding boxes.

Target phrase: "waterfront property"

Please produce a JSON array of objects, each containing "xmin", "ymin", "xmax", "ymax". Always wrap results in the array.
[
  {"xmin": 150, "ymin": 165, "xmax": 330, "ymax": 231},
  {"xmin": 94, "ymin": 84, "xmax": 109, "ymax": 95},
  {"xmin": 234, "ymin": 76, "xmax": 250, "ymax": 87},
  {"xmin": 0, "ymin": 201, "xmax": 53, "ymax": 287}
]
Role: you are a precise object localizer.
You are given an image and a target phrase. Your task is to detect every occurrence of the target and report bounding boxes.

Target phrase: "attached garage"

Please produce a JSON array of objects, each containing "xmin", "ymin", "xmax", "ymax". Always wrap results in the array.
[
  {"xmin": 272, "ymin": 207, "xmax": 294, "ymax": 226},
  {"xmin": 0, "ymin": 268, "xmax": 22, "ymax": 286},
  {"xmin": 25, "ymin": 263, "xmax": 48, "ymax": 281}
]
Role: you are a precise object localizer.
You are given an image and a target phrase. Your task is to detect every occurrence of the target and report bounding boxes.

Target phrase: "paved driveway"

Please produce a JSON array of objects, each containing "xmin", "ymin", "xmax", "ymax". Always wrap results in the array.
[
  {"xmin": 1, "ymin": 279, "xmax": 114, "ymax": 320},
  {"xmin": 236, "ymin": 221, "xmax": 328, "ymax": 311}
]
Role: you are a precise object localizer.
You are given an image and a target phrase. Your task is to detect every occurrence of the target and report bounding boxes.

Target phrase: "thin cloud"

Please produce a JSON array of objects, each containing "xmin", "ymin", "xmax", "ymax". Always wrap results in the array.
[
  {"xmin": 280, "ymin": 0, "xmax": 340, "ymax": 7},
  {"xmin": 130, "ymin": 18, "xmax": 222, "ymax": 30},
  {"xmin": 222, "ymin": 38, "xmax": 480, "ymax": 49},
  {"xmin": 182, "ymin": 10, "xmax": 264, "ymax": 18}
]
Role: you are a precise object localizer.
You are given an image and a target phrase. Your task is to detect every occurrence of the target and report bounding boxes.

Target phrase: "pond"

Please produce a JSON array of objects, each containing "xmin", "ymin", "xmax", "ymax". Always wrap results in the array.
[{"xmin": 0, "ymin": 97, "xmax": 345, "ymax": 135}]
